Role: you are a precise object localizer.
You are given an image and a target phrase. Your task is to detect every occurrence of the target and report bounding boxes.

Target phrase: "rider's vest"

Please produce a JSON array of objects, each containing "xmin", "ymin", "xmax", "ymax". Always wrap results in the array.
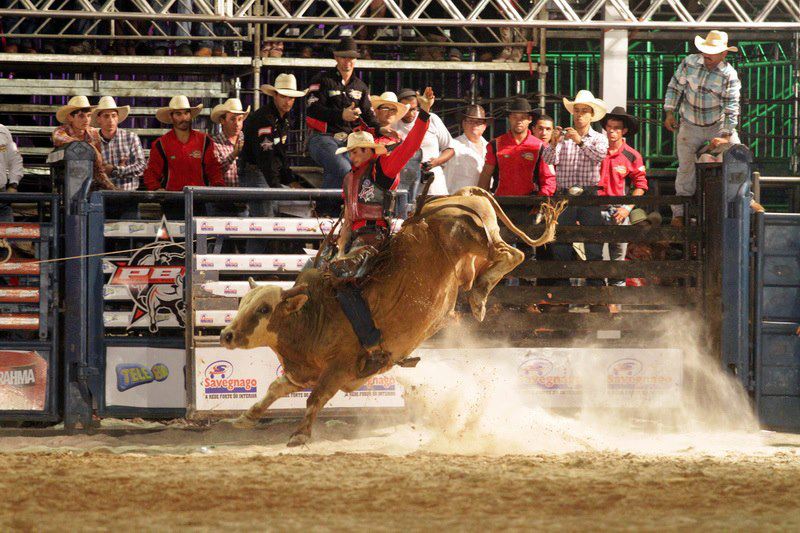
[{"xmin": 343, "ymin": 159, "xmax": 392, "ymax": 223}]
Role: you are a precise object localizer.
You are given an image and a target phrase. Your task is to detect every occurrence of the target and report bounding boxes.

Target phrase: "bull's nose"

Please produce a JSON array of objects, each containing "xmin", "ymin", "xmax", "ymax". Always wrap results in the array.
[{"xmin": 221, "ymin": 330, "xmax": 234, "ymax": 347}]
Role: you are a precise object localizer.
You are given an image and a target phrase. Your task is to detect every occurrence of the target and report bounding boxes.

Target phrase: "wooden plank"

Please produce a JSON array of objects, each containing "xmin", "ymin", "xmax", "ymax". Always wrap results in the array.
[
  {"xmin": 264, "ymin": 57, "xmax": 538, "ymax": 72},
  {"xmin": 496, "ymin": 195, "xmax": 691, "ymax": 206},
  {"xmin": 488, "ymin": 285, "xmax": 700, "ymax": 305},
  {"xmin": 0, "ymin": 53, "xmax": 251, "ymax": 67},
  {"xmin": 0, "ymin": 314, "xmax": 38, "ymax": 330},
  {"xmin": 0, "ymin": 79, "xmax": 228, "ymax": 98},
  {"xmin": 514, "ymin": 260, "xmax": 701, "ymax": 279},
  {"xmin": 0, "ymin": 288, "xmax": 39, "ymax": 303},
  {"xmin": 0, "ymin": 261, "xmax": 40, "ymax": 275},
  {"xmin": 502, "ymin": 225, "xmax": 701, "ymax": 243},
  {"xmin": 8, "ymin": 125, "xmax": 166, "ymax": 137},
  {"xmin": 0, "ymin": 223, "xmax": 40, "ymax": 239}
]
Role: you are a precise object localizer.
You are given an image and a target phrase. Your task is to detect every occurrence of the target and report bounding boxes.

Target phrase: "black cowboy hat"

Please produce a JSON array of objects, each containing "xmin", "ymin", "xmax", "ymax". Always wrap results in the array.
[
  {"xmin": 600, "ymin": 106, "xmax": 639, "ymax": 136},
  {"xmin": 460, "ymin": 104, "xmax": 494, "ymax": 122},
  {"xmin": 333, "ymin": 36, "xmax": 360, "ymax": 58},
  {"xmin": 397, "ymin": 88, "xmax": 418, "ymax": 101},
  {"xmin": 506, "ymin": 97, "xmax": 534, "ymax": 115}
]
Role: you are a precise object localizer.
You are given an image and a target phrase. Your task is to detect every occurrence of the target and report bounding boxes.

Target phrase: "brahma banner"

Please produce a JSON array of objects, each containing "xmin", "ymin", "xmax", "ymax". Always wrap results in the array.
[{"xmin": 0, "ymin": 351, "xmax": 48, "ymax": 411}]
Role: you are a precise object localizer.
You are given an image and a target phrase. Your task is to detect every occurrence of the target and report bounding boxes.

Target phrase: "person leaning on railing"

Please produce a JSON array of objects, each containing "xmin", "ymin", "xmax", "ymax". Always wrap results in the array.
[
  {"xmin": 209, "ymin": 98, "xmax": 250, "ymax": 220},
  {"xmin": 0, "ymin": 123, "xmax": 23, "ymax": 223}
]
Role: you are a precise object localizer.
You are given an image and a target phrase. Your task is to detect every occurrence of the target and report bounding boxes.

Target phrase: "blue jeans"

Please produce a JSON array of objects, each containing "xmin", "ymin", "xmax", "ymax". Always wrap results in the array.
[{"xmin": 239, "ymin": 162, "xmax": 276, "ymax": 255}]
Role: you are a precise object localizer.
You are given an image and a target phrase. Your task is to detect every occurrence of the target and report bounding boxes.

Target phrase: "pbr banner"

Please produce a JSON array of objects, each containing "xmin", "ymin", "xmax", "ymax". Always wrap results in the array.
[
  {"xmin": 0, "ymin": 351, "xmax": 48, "ymax": 411},
  {"xmin": 105, "ymin": 347, "xmax": 186, "ymax": 409},
  {"xmin": 194, "ymin": 347, "xmax": 405, "ymax": 412}
]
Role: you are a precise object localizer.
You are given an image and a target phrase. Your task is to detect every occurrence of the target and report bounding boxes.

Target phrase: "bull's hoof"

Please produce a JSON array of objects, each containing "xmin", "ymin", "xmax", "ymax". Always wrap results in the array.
[
  {"xmin": 230, "ymin": 414, "xmax": 258, "ymax": 429},
  {"xmin": 287, "ymin": 432, "xmax": 309, "ymax": 447},
  {"xmin": 467, "ymin": 291, "xmax": 487, "ymax": 322}
]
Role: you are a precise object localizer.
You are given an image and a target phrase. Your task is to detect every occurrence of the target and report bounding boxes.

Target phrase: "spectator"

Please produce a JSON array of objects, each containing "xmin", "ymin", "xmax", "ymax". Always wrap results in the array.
[
  {"xmin": 478, "ymin": 98, "xmax": 554, "ymax": 197},
  {"xmin": 92, "ymin": 96, "xmax": 145, "ymax": 191},
  {"xmin": 599, "ymin": 106, "xmax": 648, "ymax": 290},
  {"xmin": 210, "ymin": 98, "xmax": 250, "ymax": 188},
  {"xmin": 531, "ymin": 112, "xmax": 557, "ymax": 177},
  {"xmin": 541, "ymin": 90, "xmax": 609, "ymax": 294},
  {"xmin": 143, "ymin": 95, "xmax": 222, "ymax": 199},
  {"xmin": 369, "ymin": 92, "xmax": 409, "ymax": 146},
  {"xmin": 0, "ymin": 123, "xmax": 23, "ymax": 222},
  {"xmin": 52, "ymin": 95, "xmax": 116, "ymax": 190},
  {"xmin": 664, "ymin": 30, "xmax": 741, "ymax": 226},
  {"xmin": 443, "ymin": 104, "xmax": 491, "ymax": 192},
  {"xmin": 395, "ymin": 87, "xmax": 453, "ymax": 197}
]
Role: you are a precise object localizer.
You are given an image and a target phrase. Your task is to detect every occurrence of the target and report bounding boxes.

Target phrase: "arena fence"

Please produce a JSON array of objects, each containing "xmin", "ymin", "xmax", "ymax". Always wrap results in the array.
[{"xmin": 0, "ymin": 141, "xmax": 766, "ymax": 429}]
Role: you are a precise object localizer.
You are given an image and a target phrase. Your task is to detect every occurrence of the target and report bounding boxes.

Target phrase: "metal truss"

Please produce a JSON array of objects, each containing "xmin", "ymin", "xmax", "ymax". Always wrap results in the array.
[{"xmin": 1, "ymin": 0, "xmax": 799, "ymax": 45}]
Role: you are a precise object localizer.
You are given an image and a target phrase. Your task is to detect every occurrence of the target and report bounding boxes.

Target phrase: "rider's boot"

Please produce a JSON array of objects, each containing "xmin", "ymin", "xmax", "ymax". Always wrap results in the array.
[{"xmin": 357, "ymin": 344, "xmax": 391, "ymax": 379}]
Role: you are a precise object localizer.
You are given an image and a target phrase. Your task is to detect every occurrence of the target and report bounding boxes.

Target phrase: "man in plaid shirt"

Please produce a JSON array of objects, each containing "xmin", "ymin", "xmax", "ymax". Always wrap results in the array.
[
  {"xmin": 664, "ymin": 30, "xmax": 741, "ymax": 223},
  {"xmin": 93, "ymin": 96, "xmax": 145, "ymax": 191},
  {"xmin": 211, "ymin": 98, "xmax": 250, "ymax": 188}
]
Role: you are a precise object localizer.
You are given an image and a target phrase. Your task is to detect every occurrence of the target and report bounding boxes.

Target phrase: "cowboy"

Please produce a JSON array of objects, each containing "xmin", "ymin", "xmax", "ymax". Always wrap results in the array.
[
  {"xmin": 92, "ymin": 96, "xmax": 145, "ymax": 191},
  {"xmin": 239, "ymin": 74, "xmax": 307, "ymax": 254},
  {"xmin": 210, "ymin": 98, "xmax": 251, "ymax": 188},
  {"xmin": 443, "ymin": 104, "xmax": 491, "ymax": 193},
  {"xmin": 395, "ymin": 87, "xmax": 453, "ymax": 198},
  {"xmin": 0, "ymin": 123, "xmax": 23, "ymax": 222},
  {"xmin": 599, "ymin": 106, "xmax": 648, "ymax": 288},
  {"xmin": 541, "ymin": 90, "xmax": 609, "ymax": 294},
  {"xmin": 331, "ymin": 87, "xmax": 434, "ymax": 379},
  {"xmin": 143, "ymin": 95, "xmax": 223, "ymax": 197},
  {"xmin": 52, "ymin": 96, "xmax": 116, "ymax": 190},
  {"xmin": 478, "ymin": 98, "xmax": 555, "ymax": 197},
  {"xmin": 306, "ymin": 37, "xmax": 394, "ymax": 206},
  {"xmin": 369, "ymin": 92, "xmax": 408, "ymax": 146},
  {"xmin": 664, "ymin": 30, "xmax": 741, "ymax": 226}
]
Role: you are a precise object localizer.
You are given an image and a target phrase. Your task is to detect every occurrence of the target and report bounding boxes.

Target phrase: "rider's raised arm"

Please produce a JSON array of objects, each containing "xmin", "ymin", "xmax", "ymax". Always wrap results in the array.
[{"xmin": 378, "ymin": 109, "xmax": 431, "ymax": 179}]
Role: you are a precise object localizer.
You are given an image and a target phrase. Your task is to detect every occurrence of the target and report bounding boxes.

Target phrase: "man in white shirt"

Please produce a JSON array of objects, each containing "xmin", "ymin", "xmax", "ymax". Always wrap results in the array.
[
  {"xmin": 394, "ymin": 87, "xmax": 454, "ymax": 197},
  {"xmin": 0, "ymin": 124, "xmax": 23, "ymax": 222},
  {"xmin": 443, "ymin": 104, "xmax": 490, "ymax": 192}
]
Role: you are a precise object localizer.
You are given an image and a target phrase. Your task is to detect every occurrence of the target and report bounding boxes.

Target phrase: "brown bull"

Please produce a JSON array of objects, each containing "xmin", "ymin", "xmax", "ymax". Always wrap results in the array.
[{"xmin": 220, "ymin": 187, "xmax": 564, "ymax": 446}]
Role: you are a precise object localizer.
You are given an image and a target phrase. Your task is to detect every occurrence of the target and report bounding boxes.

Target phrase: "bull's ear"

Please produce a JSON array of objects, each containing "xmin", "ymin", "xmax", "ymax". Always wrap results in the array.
[
  {"xmin": 282, "ymin": 294, "xmax": 308, "ymax": 314},
  {"xmin": 248, "ymin": 277, "xmax": 258, "ymax": 289}
]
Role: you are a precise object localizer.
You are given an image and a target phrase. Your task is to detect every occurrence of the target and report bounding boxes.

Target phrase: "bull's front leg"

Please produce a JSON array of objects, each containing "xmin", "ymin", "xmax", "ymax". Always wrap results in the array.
[
  {"xmin": 466, "ymin": 241, "xmax": 525, "ymax": 321},
  {"xmin": 287, "ymin": 366, "xmax": 349, "ymax": 447},
  {"xmin": 231, "ymin": 375, "xmax": 301, "ymax": 428}
]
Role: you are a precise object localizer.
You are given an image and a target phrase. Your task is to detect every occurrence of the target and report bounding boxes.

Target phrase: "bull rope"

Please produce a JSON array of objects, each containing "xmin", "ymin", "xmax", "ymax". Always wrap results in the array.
[{"xmin": 7, "ymin": 238, "xmax": 202, "ymax": 267}]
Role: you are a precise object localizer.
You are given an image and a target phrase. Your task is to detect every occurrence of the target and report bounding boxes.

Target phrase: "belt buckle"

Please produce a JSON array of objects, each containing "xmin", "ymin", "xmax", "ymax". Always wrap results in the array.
[
  {"xmin": 334, "ymin": 132, "xmax": 348, "ymax": 142},
  {"xmin": 568, "ymin": 186, "xmax": 584, "ymax": 196}
]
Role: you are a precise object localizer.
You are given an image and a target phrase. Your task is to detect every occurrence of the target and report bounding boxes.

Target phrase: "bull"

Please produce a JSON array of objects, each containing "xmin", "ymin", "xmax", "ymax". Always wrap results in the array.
[{"xmin": 220, "ymin": 187, "xmax": 564, "ymax": 446}]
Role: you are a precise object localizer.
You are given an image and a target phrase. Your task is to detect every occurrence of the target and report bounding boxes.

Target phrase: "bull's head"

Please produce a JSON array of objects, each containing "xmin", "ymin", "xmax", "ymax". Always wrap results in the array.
[{"xmin": 220, "ymin": 278, "xmax": 308, "ymax": 350}]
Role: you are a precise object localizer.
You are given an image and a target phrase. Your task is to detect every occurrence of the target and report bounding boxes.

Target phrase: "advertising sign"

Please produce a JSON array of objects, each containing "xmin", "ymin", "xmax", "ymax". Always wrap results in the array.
[
  {"xmin": 105, "ymin": 347, "xmax": 186, "ymax": 408},
  {"xmin": 0, "ymin": 351, "xmax": 48, "ymax": 411}
]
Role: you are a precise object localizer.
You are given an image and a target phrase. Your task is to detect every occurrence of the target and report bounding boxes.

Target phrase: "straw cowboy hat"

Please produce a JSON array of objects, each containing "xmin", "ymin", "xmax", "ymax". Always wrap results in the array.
[
  {"xmin": 56, "ymin": 95, "xmax": 95, "ymax": 124},
  {"xmin": 334, "ymin": 131, "xmax": 387, "ymax": 155},
  {"xmin": 90, "ymin": 96, "xmax": 130, "ymax": 127},
  {"xmin": 695, "ymin": 30, "xmax": 738, "ymax": 54},
  {"xmin": 210, "ymin": 98, "xmax": 251, "ymax": 124},
  {"xmin": 370, "ymin": 91, "xmax": 409, "ymax": 118},
  {"xmin": 260, "ymin": 73, "xmax": 308, "ymax": 98},
  {"xmin": 600, "ymin": 106, "xmax": 639, "ymax": 136},
  {"xmin": 563, "ymin": 90, "xmax": 607, "ymax": 122},
  {"xmin": 155, "ymin": 95, "xmax": 203, "ymax": 124}
]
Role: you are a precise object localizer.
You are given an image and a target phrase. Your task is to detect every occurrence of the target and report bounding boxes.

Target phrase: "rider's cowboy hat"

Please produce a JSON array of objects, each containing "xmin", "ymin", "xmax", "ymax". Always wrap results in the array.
[
  {"xmin": 90, "ymin": 96, "xmax": 130, "ymax": 127},
  {"xmin": 155, "ymin": 95, "xmax": 203, "ymax": 124},
  {"xmin": 210, "ymin": 98, "xmax": 251, "ymax": 124},
  {"xmin": 260, "ymin": 73, "xmax": 308, "ymax": 98},
  {"xmin": 333, "ymin": 36, "xmax": 360, "ymax": 58},
  {"xmin": 56, "ymin": 95, "xmax": 95, "ymax": 124},
  {"xmin": 563, "ymin": 90, "xmax": 607, "ymax": 122},
  {"xmin": 460, "ymin": 104, "xmax": 493, "ymax": 122},
  {"xmin": 695, "ymin": 30, "xmax": 738, "ymax": 54},
  {"xmin": 369, "ymin": 91, "xmax": 409, "ymax": 119},
  {"xmin": 600, "ymin": 106, "xmax": 639, "ymax": 136},
  {"xmin": 335, "ymin": 131, "xmax": 387, "ymax": 155}
]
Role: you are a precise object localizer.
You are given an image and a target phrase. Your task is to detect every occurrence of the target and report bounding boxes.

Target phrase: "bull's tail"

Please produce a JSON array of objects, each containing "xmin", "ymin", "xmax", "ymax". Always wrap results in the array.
[{"xmin": 455, "ymin": 187, "xmax": 567, "ymax": 247}]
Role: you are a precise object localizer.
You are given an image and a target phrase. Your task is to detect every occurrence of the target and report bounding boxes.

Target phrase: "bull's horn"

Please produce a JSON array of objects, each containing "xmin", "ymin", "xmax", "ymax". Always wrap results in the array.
[
  {"xmin": 281, "ymin": 284, "xmax": 308, "ymax": 299},
  {"xmin": 248, "ymin": 277, "xmax": 258, "ymax": 289}
]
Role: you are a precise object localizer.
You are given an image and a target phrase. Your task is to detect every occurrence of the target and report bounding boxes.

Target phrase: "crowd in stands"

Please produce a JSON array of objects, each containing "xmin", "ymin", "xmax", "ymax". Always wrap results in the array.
[{"xmin": 0, "ymin": 31, "xmax": 743, "ymax": 312}]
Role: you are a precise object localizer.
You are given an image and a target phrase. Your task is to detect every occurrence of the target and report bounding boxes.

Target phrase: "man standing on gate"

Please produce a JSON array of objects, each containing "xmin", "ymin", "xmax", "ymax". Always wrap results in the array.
[
  {"xmin": 93, "ymin": 96, "xmax": 146, "ymax": 192},
  {"xmin": 663, "ymin": 30, "xmax": 741, "ymax": 225},
  {"xmin": 240, "ymin": 74, "xmax": 308, "ymax": 253},
  {"xmin": 443, "ymin": 104, "xmax": 491, "ymax": 193}
]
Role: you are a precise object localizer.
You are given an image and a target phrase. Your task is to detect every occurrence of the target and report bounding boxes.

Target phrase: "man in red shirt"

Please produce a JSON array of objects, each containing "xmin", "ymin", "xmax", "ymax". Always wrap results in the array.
[
  {"xmin": 599, "ymin": 106, "xmax": 648, "ymax": 288},
  {"xmin": 477, "ymin": 98, "xmax": 555, "ymax": 196},
  {"xmin": 144, "ymin": 95, "xmax": 224, "ymax": 193}
]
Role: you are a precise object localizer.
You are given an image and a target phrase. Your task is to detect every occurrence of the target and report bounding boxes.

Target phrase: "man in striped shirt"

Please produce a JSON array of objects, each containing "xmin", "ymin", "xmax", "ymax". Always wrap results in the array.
[
  {"xmin": 664, "ymin": 30, "xmax": 741, "ymax": 224},
  {"xmin": 93, "ymin": 96, "xmax": 145, "ymax": 191}
]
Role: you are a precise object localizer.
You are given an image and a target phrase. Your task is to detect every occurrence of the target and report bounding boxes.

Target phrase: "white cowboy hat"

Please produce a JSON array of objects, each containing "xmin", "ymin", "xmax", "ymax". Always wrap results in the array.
[
  {"xmin": 369, "ymin": 91, "xmax": 410, "ymax": 119},
  {"xmin": 155, "ymin": 95, "xmax": 203, "ymax": 124},
  {"xmin": 56, "ymin": 95, "xmax": 96, "ymax": 124},
  {"xmin": 695, "ymin": 30, "xmax": 738, "ymax": 54},
  {"xmin": 260, "ymin": 73, "xmax": 308, "ymax": 98},
  {"xmin": 562, "ymin": 90, "xmax": 607, "ymax": 122},
  {"xmin": 90, "ymin": 96, "xmax": 130, "ymax": 127},
  {"xmin": 210, "ymin": 98, "xmax": 251, "ymax": 124},
  {"xmin": 334, "ymin": 131, "xmax": 387, "ymax": 155}
]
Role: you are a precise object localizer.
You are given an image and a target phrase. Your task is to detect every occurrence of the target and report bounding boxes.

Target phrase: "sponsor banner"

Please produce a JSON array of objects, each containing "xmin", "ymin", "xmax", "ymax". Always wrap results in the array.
[
  {"xmin": 195, "ymin": 254, "xmax": 310, "ymax": 272},
  {"xmin": 0, "ymin": 288, "xmax": 39, "ymax": 303},
  {"xmin": 195, "ymin": 310, "xmax": 237, "ymax": 327},
  {"xmin": 0, "ymin": 314, "xmax": 38, "ymax": 330},
  {"xmin": 104, "ymin": 221, "xmax": 185, "ymax": 238},
  {"xmin": 194, "ymin": 347, "xmax": 404, "ymax": 412},
  {"xmin": 105, "ymin": 347, "xmax": 186, "ymax": 408},
  {"xmin": 0, "ymin": 350, "xmax": 48, "ymax": 411},
  {"xmin": 200, "ymin": 281, "xmax": 294, "ymax": 298},
  {"xmin": 104, "ymin": 311, "xmax": 181, "ymax": 329},
  {"xmin": 0, "ymin": 223, "xmax": 40, "ymax": 239},
  {"xmin": 194, "ymin": 218, "xmax": 403, "ymax": 236}
]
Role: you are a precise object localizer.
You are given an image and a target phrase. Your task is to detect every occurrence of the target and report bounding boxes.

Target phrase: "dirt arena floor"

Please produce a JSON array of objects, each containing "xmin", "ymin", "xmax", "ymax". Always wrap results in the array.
[{"xmin": 1, "ymin": 420, "xmax": 800, "ymax": 531}]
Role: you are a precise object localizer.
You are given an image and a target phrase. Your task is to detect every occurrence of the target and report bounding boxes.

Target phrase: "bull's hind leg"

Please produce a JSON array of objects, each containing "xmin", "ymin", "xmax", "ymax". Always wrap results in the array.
[
  {"xmin": 466, "ymin": 241, "xmax": 525, "ymax": 321},
  {"xmin": 232, "ymin": 375, "xmax": 301, "ymax": 429},
  {"xmin": 287, "ymin": 366, "xmax": 349, "ymax": 447}
]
